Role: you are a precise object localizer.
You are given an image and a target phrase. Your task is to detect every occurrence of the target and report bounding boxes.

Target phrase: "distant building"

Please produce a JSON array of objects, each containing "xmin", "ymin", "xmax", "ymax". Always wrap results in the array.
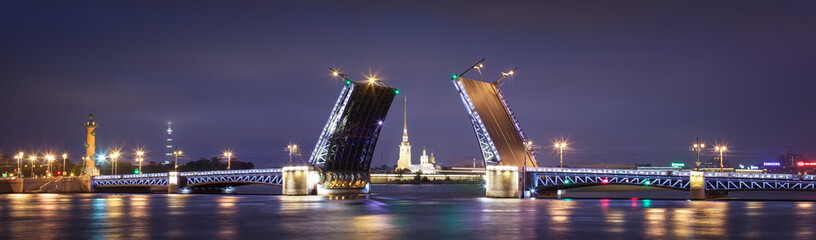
[
  {"xmin": 699, "ymin": 156, "xmax": 730, "ymax": 169},
  {"xmin": 394, "ymin": 96, "xmax": 438, "ymax": 173},
  {"xmin": 164, "ymin": 122, "xmax": 173, "ymax": 164},
  {"xmin": 411, "ymin": 148, "xmax": 438, "ymax": 173},
  {"xmin": 396, "ymin": 97, "xmax": 412, "ymax": 171}
]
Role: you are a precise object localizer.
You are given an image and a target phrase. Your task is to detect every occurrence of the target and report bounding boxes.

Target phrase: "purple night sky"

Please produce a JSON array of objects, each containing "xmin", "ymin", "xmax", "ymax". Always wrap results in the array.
[{"xmin": 1, "ymin": 1, "xmax": 815, "ymax": 168}]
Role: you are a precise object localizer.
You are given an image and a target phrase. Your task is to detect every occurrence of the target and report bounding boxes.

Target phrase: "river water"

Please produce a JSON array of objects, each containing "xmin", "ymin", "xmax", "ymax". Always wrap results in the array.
[{"xmin": 1, "ymin": 184, "xmax": 816, "ymax": 239}]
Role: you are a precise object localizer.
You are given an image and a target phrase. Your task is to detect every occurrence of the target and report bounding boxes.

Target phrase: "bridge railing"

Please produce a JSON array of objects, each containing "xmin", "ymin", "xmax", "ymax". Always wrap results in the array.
[
  {"xmin": 92, "ymin": 168, "xmax": 283, "ymax": 180},
  {"xmin": 179, "ymin": 168, "xmax": 282, "ymax": 176},
  {"xmin": 526, "ymin": 167, "xmax": 816, "ymax": 181},
  {"xmin": 94, "ymin": 173, "xmax": 168, "ymax": 180},
  {"xmin": 526, "ymin": 167, "xmax": 669, "ymax": 176}
]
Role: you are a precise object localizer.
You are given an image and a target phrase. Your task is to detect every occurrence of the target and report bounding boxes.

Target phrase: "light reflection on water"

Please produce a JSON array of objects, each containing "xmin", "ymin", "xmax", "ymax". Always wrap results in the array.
[{"xmin": 1, "ymin": 186, "xmax": 816, "ymax": 238}]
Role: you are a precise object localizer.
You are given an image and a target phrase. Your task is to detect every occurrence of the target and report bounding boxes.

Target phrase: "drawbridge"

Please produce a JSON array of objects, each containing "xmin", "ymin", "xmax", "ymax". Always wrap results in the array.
[{"xmin": 452, "ymin": 60, "xmax": 537, "ymax": 168}]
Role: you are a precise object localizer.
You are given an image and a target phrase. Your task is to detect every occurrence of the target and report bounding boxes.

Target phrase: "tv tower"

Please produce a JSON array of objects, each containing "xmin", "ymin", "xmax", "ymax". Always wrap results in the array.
[
  {"xmin": 82, "ymin": 114, "xmax": 100, "ymax": 176},
  {"xmin": 165, "ymin": 122, "xmax": 174, "ymax": 164}
]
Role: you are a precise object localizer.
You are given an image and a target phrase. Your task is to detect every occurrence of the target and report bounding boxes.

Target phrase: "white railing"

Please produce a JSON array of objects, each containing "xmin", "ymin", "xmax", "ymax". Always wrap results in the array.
[
  {"xmin": 179, "ymin": 168, "xmax": 282, "ymax": 176},
  {"xmin": 93, "ymin": 168, "xmax": 282, "ymax": 179},
  {"xmin": 527, "ymin": 167, "xmax": 816, "ymax": 181}
]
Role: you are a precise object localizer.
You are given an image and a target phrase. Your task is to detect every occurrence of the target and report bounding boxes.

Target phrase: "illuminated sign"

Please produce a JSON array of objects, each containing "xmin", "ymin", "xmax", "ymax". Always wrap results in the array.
[
  {"xmin": 671, "ymin": 162, "xmax": 685, "ymax": 168},
  {"xmin": 749, "ymin": 165, "xmax": 759, "ymax": 170},
  {"xmin": 797, "ymin": 161, "xmax": 816, "ymax": 167},
  {"xmin": 763, "ymin": 162, "xmax": 780, "ymax": 166}
]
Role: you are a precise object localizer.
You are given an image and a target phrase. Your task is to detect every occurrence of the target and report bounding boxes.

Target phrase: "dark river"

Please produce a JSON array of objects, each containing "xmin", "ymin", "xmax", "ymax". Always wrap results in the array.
[{"xmin": 2, "ymin": 184, "xmax": 816, "ymax": 239}]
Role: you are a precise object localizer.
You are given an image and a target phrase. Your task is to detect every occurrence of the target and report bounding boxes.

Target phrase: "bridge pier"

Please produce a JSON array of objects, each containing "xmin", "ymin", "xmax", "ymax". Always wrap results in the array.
[
  {"xmin": 688, "ymin": 171, "xmax": 730, "ymax": 200},
  {"xmin": 282, "ymin": 166, "xmax": 318, "ymax": 195},
  {"xmin": 485, "ymin": 166, "xmax": 520, "ymax": 198},
  {"xmin": 168, "ymin": 171, "xmax": 180, "ymax": 194}
]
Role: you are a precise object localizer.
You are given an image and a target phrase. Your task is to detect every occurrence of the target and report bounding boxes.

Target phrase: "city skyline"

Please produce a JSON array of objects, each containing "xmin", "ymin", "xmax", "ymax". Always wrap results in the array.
[{"xmin": 2, "ymin": 1, "xmax": 815, "ymax": 168}]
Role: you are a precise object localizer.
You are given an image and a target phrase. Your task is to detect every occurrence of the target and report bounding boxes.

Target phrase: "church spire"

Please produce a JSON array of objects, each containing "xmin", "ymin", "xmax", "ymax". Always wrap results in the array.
[{"xmin": 402, "ymin": 95, "xmax": 408, "ymax": 142}]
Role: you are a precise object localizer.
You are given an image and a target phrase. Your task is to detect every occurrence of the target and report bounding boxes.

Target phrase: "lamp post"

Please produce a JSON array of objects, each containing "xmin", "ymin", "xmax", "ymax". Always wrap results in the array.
[
  {"xmin": 690, "ymin": 137, "xmax": 705, "ymax": 170},
  {"xmin": 62, "ymin": 154, "xmax": 67, "ymax": 175},
  {"xmin": 287, "ymin": 144, "xmax": 298, "ymax": 166},
  {"xmin": 110, "ymin": 152, "xmax": 120, "ymax": 175},
  {"xmin": 29, "ymin": 155, "xmax": 36, "ymax": 178},
  {"xmin": 173, "ymin": 149, "xmax": 183, "ymax": 171},
  {"xmin": 46, "ymin": 155, "xmax": 55, "ymax": 176},
  {"xmin": 15, "ymin": 152, "xmax": 23, "ymax": 177},
  {"xmin": 136, "ymin": 151, "xmax": 144, "ymax": 174},
  {"xmin": 554, "ymin": 142, "xmax": 567, "ymax": 168},
  {"xmin": 715, "ymin": 146, "xmax": 727, "ymax": 169},
  {"xmin": 223, "ymin": 151, "xmax": 233, "ymax": 170}
]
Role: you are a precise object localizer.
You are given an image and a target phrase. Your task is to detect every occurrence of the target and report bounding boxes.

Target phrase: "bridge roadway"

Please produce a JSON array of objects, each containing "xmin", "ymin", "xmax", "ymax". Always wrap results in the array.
[
  {"xmin": 90, "ymin": 166, "xmax": 816, "ymax": 200},
  {"xmin": 91, "ymin": 167, "xmax": 318, "ymax": 194},
  {"xmin": 517, "ymin": 167, "xmax": 816, "ymax": 199}
]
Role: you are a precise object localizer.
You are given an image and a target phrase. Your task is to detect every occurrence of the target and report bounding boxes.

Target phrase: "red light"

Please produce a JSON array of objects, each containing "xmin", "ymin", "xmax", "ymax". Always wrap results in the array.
[
  {"xmin": 602, "ymin": 178, "xmax": 609, "ymax": 184},
  {"xmin": 797, "ymin": 161, "xmax": 816, "ymax": 167},
  {"xmin": 56, "ymin": 171, "xmax": 61, "ymax": 175},
  {"xmin": 630, "ymin": 198, "xmax": 639, "ymax": 200}
]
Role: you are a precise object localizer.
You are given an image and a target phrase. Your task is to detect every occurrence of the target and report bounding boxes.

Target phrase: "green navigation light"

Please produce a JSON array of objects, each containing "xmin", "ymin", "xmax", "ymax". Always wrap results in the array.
[
  {"xmin": 345, "ymin": 80, "xmax": 352, "ymax": 85},
  {"xmin": 451, "ymin": 74, "xmax": 458, "ymax": 80},
  {"xmin": 394, "ymin": 89, "xmax": 400, "ymax": 94}
]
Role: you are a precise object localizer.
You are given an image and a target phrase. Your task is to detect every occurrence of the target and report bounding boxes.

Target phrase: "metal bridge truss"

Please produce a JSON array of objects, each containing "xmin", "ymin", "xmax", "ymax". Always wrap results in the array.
[
  {"xmin": 309, "ymin": 83, "xmax": 354, "ymax": 167},
  {"xmin": 185, "ymin": 172, "xmax": 283, "ymax": 187},
  {"xmin": 94, "ymin": 176, "xmax": 169, "ymax": 187},
  {"xmin": 705, "ymin": 178, "xmax": 816, "ymax": 191},
  {"xmin": 453, "ymin": 79, "xmax": 499, "ymax": 164},
  {"xmin": 532, "ymin": 173, "xmax": 690, "ymax": 191}
]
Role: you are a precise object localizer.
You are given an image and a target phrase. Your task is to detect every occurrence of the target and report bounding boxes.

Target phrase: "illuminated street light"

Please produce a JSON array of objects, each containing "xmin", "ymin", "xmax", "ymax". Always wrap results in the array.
[
  {"xmin": 223, "ymin": 151, "xmax": 233, "ymax": 170},
  {"xmin": 28, "ymin": 155, "xmax": 36, "ymax": 178},
  {"xmin": 173, "ymin": 148, "xmax": 183, "ymax": 171},
  {"xmin": 690, "ymin": 137, "xmax": 705, "ymax": 169},
  {"xmin": 15, "ymin": 152, "xmax": 23, "ymax": 178},
  {"xmin": 287, "ymin": 144, "xmax": 298, "ymax": 166},
  {"xmin": 554, "ymin": 141, "xmax": 568, "ymax": 168},
  {"xmin": 136, "ymin": 150, "xmax": 145, "ymax": 174},
  {"xmin": 110, "ymin": 151, "xmax": 121, "ymax": 175},
  {"xmin": 62, "ymin": 153, "xmax": 67, "ymax": 176},
  {"xmin": 714, "ymin": 145, "xmax": 727, "ymax": 169},
  {"xmin": 45, "ymin": 154, "xmax": 55, "ymax": 176}
]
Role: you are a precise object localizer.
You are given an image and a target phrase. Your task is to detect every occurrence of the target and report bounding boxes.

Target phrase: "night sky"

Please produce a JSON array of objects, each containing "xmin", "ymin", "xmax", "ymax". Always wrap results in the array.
[{"xmin": 2, "ymin": 1, "xmax": 815, "ymax": 168}]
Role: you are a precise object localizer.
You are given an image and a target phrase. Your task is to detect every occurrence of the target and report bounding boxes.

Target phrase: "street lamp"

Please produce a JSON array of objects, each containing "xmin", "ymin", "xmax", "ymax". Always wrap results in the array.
[
  {"xmin": 714, "ymin": 146, "xmax": 727, "ymax": 169},
  {"xmin": 173, "ymin": 149, "xmax": 183, "ymax": 171},
  {"xmin": 223, "ymin": 151, "xmax": 233, "ymax": 170},
  {"xmin": 136, "ymin": 150, "xmax": 144, "ymax": 174},
  {"xmin": 28, "ymin": 155, "xmax": 36, "ymax": 178},
  {"xmin": 62, "ymin": 154, "xmax": 67, "ymax": 175},
  {"xmin": 287, "ymin": 144, "xmax": 298, "ymax": 166},
  {"xmin": 554, "ymin": 142, "xmax": 567, "ymax": 168},
  {"xmin": 15, "ymin": 152, "xmax": 23, "ymax": 178},
  {"xmin": 690, "ymin": 137, "xmax": 705, "ymax": 169},
  {"xmin": 110, "ymin": 151, "xmax": 120, "ymax": 175},
  {"xmin": 45, "ymin": 154, "xmax": 55, "ymax": 176}
]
